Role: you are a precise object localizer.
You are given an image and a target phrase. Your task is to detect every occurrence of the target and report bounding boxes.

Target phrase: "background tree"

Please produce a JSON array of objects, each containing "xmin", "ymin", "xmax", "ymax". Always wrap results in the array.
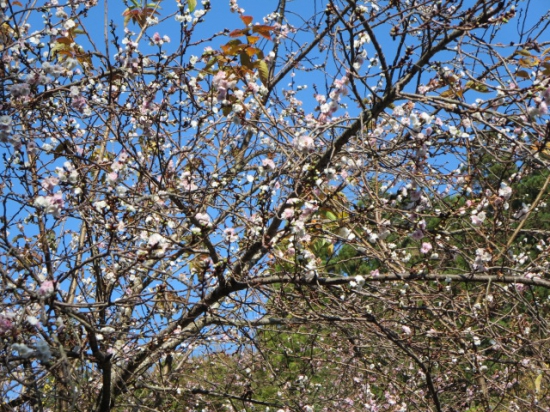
[{"xmin": 1, "ymin": 0, "xmax": 550, "ymax": 411}]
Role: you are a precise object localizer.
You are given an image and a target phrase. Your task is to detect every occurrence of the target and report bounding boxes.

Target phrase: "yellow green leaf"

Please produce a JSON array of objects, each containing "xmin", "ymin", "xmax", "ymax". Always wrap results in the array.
[
  {"xmin": 517, "ymin": 49, "xmax": 532, "ymax": 57},
  {"xmin": 535, "ymin": 373, "xmax": 542, "ymax": 393},
  {"xmin": 465, "ymin": 81, "xmax": 489, "ymax": 93},
  {"xmin": 188, "ymin": 0, "xmax": 197, "ymax": 12},
  {"xmin": 518, "ymin": 57, "xmax": 539, "ymax": 67},
  {"xmin": 440, "ymin": 89, "xmax": 455, "ymax": 98},
  {"xmin": 257, "ymin": 59, "xmax": 269, "ymax": 86}
]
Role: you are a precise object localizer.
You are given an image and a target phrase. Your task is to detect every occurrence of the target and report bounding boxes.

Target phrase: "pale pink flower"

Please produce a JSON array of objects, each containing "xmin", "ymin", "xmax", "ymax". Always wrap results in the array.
[
  {"xmin": 420, "ymin": 242, "xmax": 432, "ymax": 254},
  {"xmin": 41, "ymin": 177, "xmax": 59, "ymax": 191},
  {"xmin": 212, "ymin": 71, "xmax": 236, "ymax": 101},
  {"xmin": 262, "ymin": 158, "xmax": 276, "ymax": 169},
  {"xmin": 470, "ymin": 211, "xmax": 486, "ymax": 226},
  {"xmin": 152, "ymin": 32, "xmax": 162, "ymax": 45},
  {"xmin": 281, "ymin": 208, "xmax": 294, "ymax": 220},
  {"xmin": 224, "ymin": 228, "xmax": 238, "ymax": 243},
  {"xmin": 106, "ymin": 172, "xmax": 118, "ymax": 183},
  {"xmin": 195, "ymin": 212, "xmax": 212, "ymax": 227},
  {"xmin": 293, "ymin": 135, "xmax": 314, "ymax": 152},
  {"xmin": 498, "ymin": 184, "xmax": 512, "ymax": 200},
  {"xmin": 38, "ymin": 280, "xmax": 55, "ymax": 298},
  {"xmin": 0, "ymin": 315, "xmax": 13, "ymax": 336},
  {"xmin": 411, "ymin": 229, "xmax": 424, "ymax": 240}
]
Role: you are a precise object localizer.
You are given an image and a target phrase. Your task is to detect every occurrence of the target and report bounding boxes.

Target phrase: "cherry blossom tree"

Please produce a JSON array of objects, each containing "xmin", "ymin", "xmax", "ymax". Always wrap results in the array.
[{"xmin": 2, "ymin": 0, "xmax": 550, "ymax": 410}]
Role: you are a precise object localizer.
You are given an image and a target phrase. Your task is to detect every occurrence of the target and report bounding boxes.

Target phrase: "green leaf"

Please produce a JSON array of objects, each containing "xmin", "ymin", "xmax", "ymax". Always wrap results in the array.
[
  {"xmin": 188, "ymin": 0, "xmax": 196, "ymax": 12},
  {"xmin": 325, "ymin": 211, "xmax": 337, "ymax": 221},
  {"xmin": 257, "ymin": 59, "xmax": 269, "ymax": 86},
  {"xmin": 535, "ymin": 373, "xmax": 542, "ymax": 393},
  {"xmin": 515, "ymin": 70, "xmax": 530, "ymax": 79},
  {"xmin": 53, "ymin": 141, "xmax": 72, "ymax": 159},
  {"xmin": 465, "ymin": 80, "xmax": 490, "ymax": 93},
  {"xmin": 240, "ymin": 52, "xmax": 252, "ymax": 70},
  {"xmin": 440, "ymin": 89, "xmax": 455, "ymax": 98}
]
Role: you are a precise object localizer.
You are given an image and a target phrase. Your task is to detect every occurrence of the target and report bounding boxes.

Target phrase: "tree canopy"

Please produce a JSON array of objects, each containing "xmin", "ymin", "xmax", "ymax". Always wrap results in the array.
[{"xmin": 2, "ymin": 0, "xmax": 550, "ymax": 411}]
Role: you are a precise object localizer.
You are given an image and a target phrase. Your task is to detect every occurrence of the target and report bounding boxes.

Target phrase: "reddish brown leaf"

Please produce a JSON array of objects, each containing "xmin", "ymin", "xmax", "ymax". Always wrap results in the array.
[
  {"xmin": 240, "ymin": 15, "xmax": 253, "ymax": 26},
  {"xmin": 252, "ymin": 25, "xmax": 274, "ymax": 40},
  {"xmin": 229, "ymin": 29, "xmax": 247, "ymax": 38}
]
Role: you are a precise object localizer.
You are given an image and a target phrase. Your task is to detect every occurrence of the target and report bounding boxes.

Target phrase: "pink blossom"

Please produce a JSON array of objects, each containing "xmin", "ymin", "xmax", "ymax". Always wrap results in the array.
[
  {"xmin": 195, "ymin": 212, "xmax": 212, "ymax": 227},
  {"xmin": 224, "ymin": 228, "xmax": 238, "ymax": 243},
  {"xmin": 247, "ymin": 81, "xmax": 259, "ymax": 93},
  {"xmin": 262, "ymin": 158, "xmax": 276, "ymax": 169},
  {"xmin": 34, "ymin": 192, "xmax": 64, "ymax": 216},
  {"xmin": 41, "ymin": 177, "xmax": 59, "ymax": 191},
  {"xmin": 71, "ymin": 95, "xmax": 87, "ymax": 112},
  {"xmin": 7, "ymin": 82, "xmax": 31, "ymax": 98},
  {"xmin": 0, "ymin": 315, "xmax": 13, "ymax": 336},
  {"xmin": 539, "ymin": 101, "xmax": 548, "ymax": 116},
  {"xmin": 293, "ymin": 135, "xmax": 314, "ymax": 152},
  {"xmin": 411, "ymin": 229, "xmax": 424, "ymax": 240},
  {"xmin": 470, "ymin": 211, "xmax": 486, "ymax": 226},
  {"xmin": 281, "ymin": 208, "xmax": 294, "ymax": 220},
  {"xmin": 300, "ymin": 201, "xmax": 318, "ymax": 218},
  {"xmin": 106, "ymin": 172, "xmax": 118, "ymax": 183},
  {"xmin": 498, "ymin": 184, "xmax": 512, "ymax": 200},
  {"xmin": 212, "ymin": 71, "xmax": 236, "ymax": 101},
  {"xmin": 152, "ymin": 32, "xmax": 162, "ymax": 45},
  {"xmin": 38, "ymin": 280, "xmax": 55, "ymax": 298},
  {"xmin": 420, "ymin": 242, "xmax": 432, "ymax": 254},
  {"xmin": 179, "ymin": 172, "xmax": 198, "ymax": 191}
]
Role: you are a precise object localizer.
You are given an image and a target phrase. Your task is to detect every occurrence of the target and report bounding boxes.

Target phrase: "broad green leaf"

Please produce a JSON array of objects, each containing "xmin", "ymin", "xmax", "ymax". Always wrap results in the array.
[
  {"xmin": 188, "ymin": 0, "xmax": 197, "ymax": 12},
  {"xmin": 240, "ymin": 52, "xmax": 252, "ymax": 70},
  {"xmin": 222, "ymin": 105, "xmax": 232, "ymax": 116},
  {"xmin": 515, "ymin": 70, "xmax": 530, "ymax": 79}
]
